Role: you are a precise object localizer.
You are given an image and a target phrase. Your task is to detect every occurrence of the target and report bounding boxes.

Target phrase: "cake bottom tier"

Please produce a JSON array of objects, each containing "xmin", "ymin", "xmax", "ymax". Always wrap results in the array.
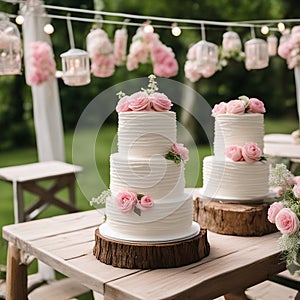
[
  {"xmin": 100, "ymin": 193, "xmax": 200, "ymax": 243},
  {"xmin": 202, "ymin": 156, "xmax": 269, "ymax": 201}
]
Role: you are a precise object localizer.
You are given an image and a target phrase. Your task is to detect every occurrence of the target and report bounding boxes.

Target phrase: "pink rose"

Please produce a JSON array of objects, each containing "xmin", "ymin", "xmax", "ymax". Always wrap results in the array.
[
  {"xmin": 278, "ymin": 41, "xmax": 291, "ymax": 59},
  {"xmin": 212, "ymin": 102, "xmax": 227, "ymax": 116},
  {"xmin": 227, "ymin": 100, "xmax": 245, "ymax": 114},
  {"xmin": 136, "ymin": 195, "xmax": 154, "ymax": 211},
  {"xmin": 292, "ymin": 183, "xmax": 300, "ymax": 198},
  {"xmin": 247, "ymin": 98, "xmax": 266, "ymax": 114},
  {"xmin": 128, "ymin": 92, "xmax": 151, "ymax": 111},
  {"xmin": 267, "ymin": 202, "xmax": 284, "ymax": 223},
  {"xmin": 225, "ymin": 145, "xmax": 243, "ymax": 162},
  {"xmin": 151, "ymin": 43, "xmax": 172, "ymax": 63},
  {"xmin": 270, "ymin": 186, "xmax": 284, "ymax": 198},
  {"xmin": 200, "ymin": 65, "xmax": 217, "ymax": 78},
  {"xmin": 116, "ymin": 96, "xmax": 131, "ymax": 113},
  {"xmin": 172, "ymin": 143, "xmax": 189, "ymax": 162},
  {"xmin": 241, "ymin": 142, "xmax": 262, "ymax": 163},
  {"xmin": 153, "ymin": 56, "xmax": 179, "ymax": 78},
  {"xmin": 117, "ymin": 191, "xmax": 137, "ymax": 213},
  {"xmin": 291, "ymin": 175, "xmax": 300, "ymax": 185},
  {"xmin": 150, "ymin": 93, "xmax": 173, "ymax": 111},
  {"xmin": 275, "ymin": 208, "xmax": 300, "ymax": 235}
]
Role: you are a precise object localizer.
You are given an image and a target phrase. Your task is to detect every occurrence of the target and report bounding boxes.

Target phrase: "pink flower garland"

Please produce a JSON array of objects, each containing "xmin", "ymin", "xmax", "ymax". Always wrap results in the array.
[
  {"xmin": 278, "ymin": 25, "xmax": 300, "ymax": 69},
  {"xmin": 86, "ymin": 28, "xmax": 115, "ymax": 77},
  {"xmin": 114, "ymin": 28, "xmax": 128, "ymax": 66},
  {"xmin": 27, "ymin": 41, "xmax": 56, "ymax": 86},
  {"xmin": 126, "ymin": 27, "xmax": 178, "ymax": 78}
]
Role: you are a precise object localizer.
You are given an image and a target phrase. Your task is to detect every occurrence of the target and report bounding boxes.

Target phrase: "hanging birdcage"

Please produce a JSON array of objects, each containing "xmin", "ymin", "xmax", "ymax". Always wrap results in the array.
[
  {"xmin": 222, "ymin": 31, "xmax": 242, "ymax": 54},
  {"xmin": 195, "ymin": 40, "xmax": 218, "ymax": 77},
  {"xmin": 245, "ymin": 38, "xmax": 269, "ymax": 70},
  {"xmin": 60, "ymin": 48, "xmax": 90, "ymax": 86},
  {"xmin": 0, "ymin": 17, "xmax": 22, "ymax": 75}
]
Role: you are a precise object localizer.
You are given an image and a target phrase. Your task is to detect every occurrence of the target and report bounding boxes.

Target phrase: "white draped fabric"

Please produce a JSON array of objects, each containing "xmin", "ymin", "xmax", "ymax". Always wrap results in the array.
[
  {"xmin": 294, "ymin": 65, "xmax": 300, "ymax": 128},
  {"xmin": 21, "ymin": 1, "xmax": 65, "ymax": 162}
]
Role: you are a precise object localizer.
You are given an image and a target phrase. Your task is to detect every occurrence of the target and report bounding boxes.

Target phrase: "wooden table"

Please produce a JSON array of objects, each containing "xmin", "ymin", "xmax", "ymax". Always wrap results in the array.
[
  {"xmin": 2, "ymin": 209, "xmax": 286, "ymax": 300},
  {"xmin": 0, "ymin": 161, "xmax": 82, "ymax": 223}
]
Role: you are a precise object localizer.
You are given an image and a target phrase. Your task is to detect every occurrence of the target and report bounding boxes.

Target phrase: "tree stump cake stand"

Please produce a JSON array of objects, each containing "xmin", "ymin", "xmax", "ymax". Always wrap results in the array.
[
  {"xmin": 194, "ymin": 197, "xmax": 277, "ymax": 236},
  {"xmin": 93, "ymin": 228, "xmax": 210, "ymax": 269}
]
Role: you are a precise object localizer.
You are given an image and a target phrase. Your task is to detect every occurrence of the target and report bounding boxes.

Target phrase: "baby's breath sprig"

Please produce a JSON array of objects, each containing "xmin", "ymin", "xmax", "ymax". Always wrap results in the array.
[
  {"xmin": 142, "ymin": 74, "xmax": 159, "ymax": 95},
  {"xmin": 116, "ymin": 91, "xmax": 126, "ymax": 99},
  {"xmin": 90, "ymin": 189, "xmax": 111, "ymax": 209}
]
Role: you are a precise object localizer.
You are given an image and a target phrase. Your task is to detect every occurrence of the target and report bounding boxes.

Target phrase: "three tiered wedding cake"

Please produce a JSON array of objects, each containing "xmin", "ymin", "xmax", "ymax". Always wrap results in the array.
[{"xmin": 98, "ymin": 75, "xmax": 200, "ymax": 242}]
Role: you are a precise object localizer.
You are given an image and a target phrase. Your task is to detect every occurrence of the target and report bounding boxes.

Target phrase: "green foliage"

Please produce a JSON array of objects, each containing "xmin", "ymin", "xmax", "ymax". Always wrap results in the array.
[{"xmin": 0, "ymin": 0, "xmax": 299, "ymax": 150}]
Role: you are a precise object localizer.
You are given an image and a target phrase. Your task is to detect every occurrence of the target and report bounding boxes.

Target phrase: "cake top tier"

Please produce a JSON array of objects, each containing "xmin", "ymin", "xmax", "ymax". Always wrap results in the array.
[
  {"xmin": 116, "ymin": 74, "xmax": 173, "ymax": 113},
  {"xmin": 212, "ymin": 95, "xmax": 266, "ymax": 116}
]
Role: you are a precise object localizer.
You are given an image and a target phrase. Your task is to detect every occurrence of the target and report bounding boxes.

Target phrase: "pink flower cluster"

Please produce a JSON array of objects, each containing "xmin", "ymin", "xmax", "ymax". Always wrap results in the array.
[
  {"xmin": 117, "ymin": 191, "xmax": 154, "ymax": 214},
  {"xmin": 212, "ymin": 97, "xmax": 266, "ymax": 116},
  {"xmin": 184, "ymin": 43, "xmax": 217, "ymax": 82},
  {"xmin": 114, "ymin": 28, "xmax": 128, "ymax": 66},
  {"xmin": 27, "ymin": 41, "xmax": 56, "ymax": 86},
  {"xmin": 86, "ymin": 28, "xmax": 115, "ymax": 77},
  {"xmin": 268, "ymin": 202, "xmax": 300, "ymax": 235},
  {"xmin": 278, "ymin": 25, "xmax": 300, "ymax": 69},
  {"xmin": 126, "ymin": 27, "xmax": 178, "ymax": 78},
  {"xmin": 172, "ymin": 143, "xmax": 189, "ymax": 162},
  {"xmin": 116, "ymin": 91, "xmax": 173, "ymax": 112},
  {"xmin": 225, "ymin": 142, "xmax": 263, "ymax": 163}
]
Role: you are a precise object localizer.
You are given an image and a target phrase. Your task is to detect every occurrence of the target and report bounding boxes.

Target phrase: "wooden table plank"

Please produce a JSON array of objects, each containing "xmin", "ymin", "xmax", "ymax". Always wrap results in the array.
[{"xmin": 105, "ymin": 232, "xmax": 284, "ymax": 300}]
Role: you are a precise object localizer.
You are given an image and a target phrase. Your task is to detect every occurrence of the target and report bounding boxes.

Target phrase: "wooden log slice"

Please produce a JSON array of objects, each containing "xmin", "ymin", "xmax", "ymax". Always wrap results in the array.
[
  {"xmin": 194, "ymin": 198, "xmax": 277, "ymax": 236},
  {"xmin": 93, "ymin": 228, "xmax": 210, "ymax": 269}
]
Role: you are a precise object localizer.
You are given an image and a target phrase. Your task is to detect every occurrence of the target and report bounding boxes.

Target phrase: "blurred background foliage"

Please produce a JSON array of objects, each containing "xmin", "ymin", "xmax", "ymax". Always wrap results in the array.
[{"xmin": 0, "ymin": 0, "xmax": 299, "ymax": 150}]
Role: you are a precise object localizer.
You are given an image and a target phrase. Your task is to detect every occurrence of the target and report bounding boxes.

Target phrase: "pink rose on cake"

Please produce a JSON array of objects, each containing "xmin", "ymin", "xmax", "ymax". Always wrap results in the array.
[
  {"xmin": 267, "ymin": 202, "xmax": 284, "ymax": 223},
  {"xmin": 117, "ymin": 191, "xmax": 137, "ymax": 212},
  {"xmin": 212, "ymin": 102, "xmax": 227, "ymax": 116},
  {"xmin": 172, "ymin": 143, "xmax": 189, "ymax": 162},
  {"xmin": 275, "ymin": 208, "xmax": 300, "ymax": 235},
  {"xmin": 150, "ymin": 92, "xmax": 173, "ymax": 111},
  {"xmin": 226, "ymin": 100, "xmax": 245, "ymax": 114},
  {"xmin": 225, "ymin": 145, "xmax": 243, "ymax": 162},
  {"xmin": 128, "ymin": 92, "xmax": 151, "ymax": 111},
  {"xmin": 241, "ymin": 142, "xmax": 262, "ymax": 163},
  {"xmin": 136, "ymin": 195, "xmax": 154, "ymax": 211},
  {"xmin": 247, "ymin": 98, "xmax": 266, "ymax": 114},
  {"xmin": 116, "ymin": 95, "xmax": 131, "ymax": 112}
]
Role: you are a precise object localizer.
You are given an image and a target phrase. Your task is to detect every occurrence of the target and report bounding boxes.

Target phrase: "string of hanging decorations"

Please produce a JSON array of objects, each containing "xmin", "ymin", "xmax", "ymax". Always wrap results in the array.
[{"xmin": 0, "ymin": 2, "xmax": 299, "ymax": 86}]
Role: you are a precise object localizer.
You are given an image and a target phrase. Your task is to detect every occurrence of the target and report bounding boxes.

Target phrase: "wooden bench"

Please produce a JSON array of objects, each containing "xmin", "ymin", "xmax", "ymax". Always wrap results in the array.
[{"xmin": 0, "ymin": 161, "xmax": 82, "ymax": 223}]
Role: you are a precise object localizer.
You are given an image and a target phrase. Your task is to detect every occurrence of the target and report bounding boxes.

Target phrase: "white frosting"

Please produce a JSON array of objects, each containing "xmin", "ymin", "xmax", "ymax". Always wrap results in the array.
[
  {"xmin": 214, "ymin": 114, "xmax": 264, "ymax": 157},
  {"xmin": 103, "ymin": 109, "xmax": 197, "ymax": 243},
  {"xmin": 110, "ymin": 153, "xmax": 185, "ymax": 200},
  {"xmin": 101, "ymin": 193, "xmax": 200, "ymax": 242},
  {"xmin": 118, "ymin": 111, "xmax": 176, "ymax": 157},
  {"xmin": 202, "ymin": 156, "xmax": 269, "ymax": 200}
]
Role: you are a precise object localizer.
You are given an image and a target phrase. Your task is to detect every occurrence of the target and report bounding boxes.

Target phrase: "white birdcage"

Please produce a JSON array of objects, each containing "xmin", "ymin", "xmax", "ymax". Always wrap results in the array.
[
  {"xmin": 0, "ymin": 18, "xmax": 22, "ymax": 75},
  {"xmin": 196, "ymin": 40, "xmax": 218, "ymax": 77},
  {"xmin": 245, "ymin": 38, "xmax": 269, "ymax": 70},
  {"xmin": 222, "ymin": 31, "xmax": 242, "ymax": 54},
  {"xmin": 60, "ymin": 48, "xmax": 90, "ymax": 86}
]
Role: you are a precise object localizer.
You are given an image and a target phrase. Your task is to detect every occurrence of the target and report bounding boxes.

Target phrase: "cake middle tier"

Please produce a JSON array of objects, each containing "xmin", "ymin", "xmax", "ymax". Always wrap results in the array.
[
  {"xmin": 118, "ymin": 111, "xmax": 176, "ymax": 157},
  {"xmin": 214, "ymin": 113, "xmax": 264, "ymax": 157},
  {"xmin": 110, "ymin": 153, "xmax": 185, "ymax": 200}
]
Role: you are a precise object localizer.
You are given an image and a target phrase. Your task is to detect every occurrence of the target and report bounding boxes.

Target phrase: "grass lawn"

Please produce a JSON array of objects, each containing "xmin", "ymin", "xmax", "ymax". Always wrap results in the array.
[{"xmin": 0, "ymin": 117, "xmax": 298, "ymax": 298}]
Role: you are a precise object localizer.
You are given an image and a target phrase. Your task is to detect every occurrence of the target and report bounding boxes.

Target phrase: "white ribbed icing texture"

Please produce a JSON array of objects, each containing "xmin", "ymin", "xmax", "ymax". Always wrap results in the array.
[
  {"xmin": 110, "ymin": 153, "xmax": 185, "ymax": 200},
  {"xmin": 214, "ymin": 114, "xmax": 264, "ymax": 157},
  {"xmin": 118, "ymin": 111, "xmax": 176, "ymax": 157},
  {"xmin": 100, "ymin": 193, "xmax": 200, "ymax": 242},
  {"xmin": 202, "ymin": 156, "xmax": 269, "ymax": 200}
]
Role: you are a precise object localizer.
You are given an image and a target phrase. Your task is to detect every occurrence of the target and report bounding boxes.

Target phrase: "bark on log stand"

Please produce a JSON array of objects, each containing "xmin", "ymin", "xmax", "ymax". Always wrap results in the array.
[
  {"xmin": 93, "ymin": 228, "xmax": 210, "ymax": 269},
  {"xmin": 194, "ymin": 197, "xmax": 277, "ymax": 236}
]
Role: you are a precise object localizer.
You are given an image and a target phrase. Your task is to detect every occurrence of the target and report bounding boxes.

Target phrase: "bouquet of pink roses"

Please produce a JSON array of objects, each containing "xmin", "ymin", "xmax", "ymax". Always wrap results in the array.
[{"xmin": 268, "ymin": 164, "xmax": 300, "ymax": 275}]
